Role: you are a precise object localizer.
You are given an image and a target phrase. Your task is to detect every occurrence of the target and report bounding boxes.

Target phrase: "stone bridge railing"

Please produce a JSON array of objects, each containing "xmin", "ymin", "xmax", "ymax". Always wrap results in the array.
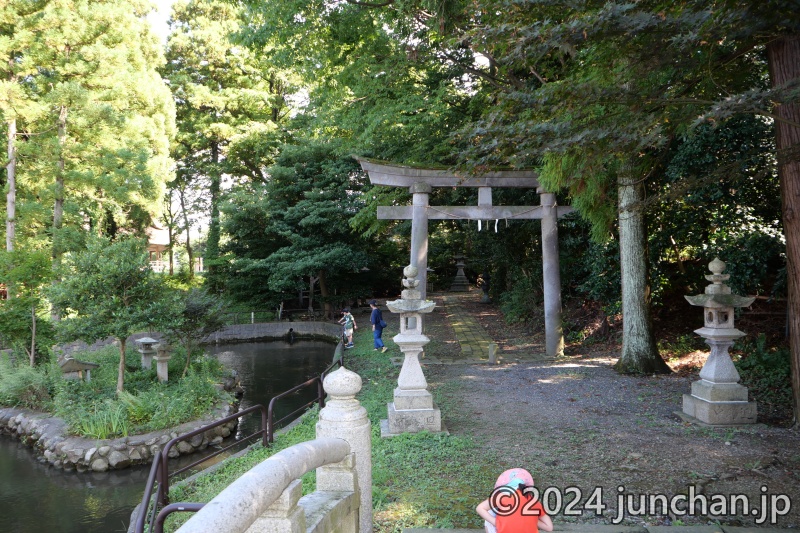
[{"xmin": 175, "ymin": 366, "xmax": 373, "ymax": 533}]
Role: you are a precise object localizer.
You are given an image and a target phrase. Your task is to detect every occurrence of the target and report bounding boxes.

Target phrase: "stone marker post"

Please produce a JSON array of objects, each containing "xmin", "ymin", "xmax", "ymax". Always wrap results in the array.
[
  {"xmin": 154, "ymin": 343, "xmax": 172, "ymax": 383},
  {"xmin": 682, "ymin": 258, "xmax": 757, "ymax": 425},
  {"xmin": 382, "ymin": 266, "xmax": 442, "ymax": 437},
  {"xmin": 136, "ymin": 337, "xmax": 158, "ymax": 370},
  {"xmin": 316, "ymin": 366, "xmax": 372, "ymax": 533}
]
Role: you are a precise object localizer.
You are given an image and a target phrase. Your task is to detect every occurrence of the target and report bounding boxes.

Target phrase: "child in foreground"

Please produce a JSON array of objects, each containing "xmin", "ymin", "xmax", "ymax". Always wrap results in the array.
[{"xmin": 476, "ymin": 468, "xmax": 554, "ymax": 533}]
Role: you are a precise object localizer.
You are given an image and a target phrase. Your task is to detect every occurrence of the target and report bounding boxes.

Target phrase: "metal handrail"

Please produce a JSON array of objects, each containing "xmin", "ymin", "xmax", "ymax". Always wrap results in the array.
[
  {"xmin": 267, "ymin": 376, "xmax": 323, "ymax": 443},
  {"xmin": 133, "ymin": 350, "xmax": 344, "ymax": 533},
  {"xmin": 158, "ymin": 404, "xmax": 269, "ymax": 507},
  {"xmin": 266, "ymin": 351, "xmax": 343, "ymax": 442},
  {"xmin": 321, "ymin": 350, "xmax": 344, "ymax": 384},
  {"xmin": 154, "ymin": 503, "xmax": 205, "ymax": 533},
  {"xmin": 134, "ymin": 452, "xmax": 167, "ymax": 533}
]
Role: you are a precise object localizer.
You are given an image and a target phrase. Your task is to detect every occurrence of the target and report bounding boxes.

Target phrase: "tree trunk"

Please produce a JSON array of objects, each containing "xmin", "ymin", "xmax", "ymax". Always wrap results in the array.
[
  {"xmin": 308, "ymin": 275, "xmax": 317, "ymax": 315},
  {"xmin": 50, "ymin": 106, "xmax": 68, "ymax": 322},
  {"xmin": 117, "ymin": 337, "xmax": 126, "ymax": 393},
  {"xmin": 768, "ymin": 35, "xmax": 800, "ymax": 425},
  {"xmin": 53, "ymin": 106, "xmax": 67, "ymax": 265},
  {"xmin": 178, "ymin": 186, "xmax": 194, "ymax": 279},
  {"xmin": 164, "ymin": 190, "xmax": 176, "ymax": 275},
  {"xmin": 318, "ymin": 269, "xmax": 332, "ymax": 319},
  {"xmin": 168, "ymin": 224, "xmax": 174, "ymax": 275},
  {"xmin": 29, "ymin": 305, "xmax": 36, "ymax": 367},
  {"xmin": 205, "ymin": 142, "xmax": 221, "ymax": 291},
  {"xmin": 615, "ymin": 162, "xmax": 670, "ymax": 374},
  {"xmin": 6, "ymin": 118, "xmax": 16, "ymax": 252}
]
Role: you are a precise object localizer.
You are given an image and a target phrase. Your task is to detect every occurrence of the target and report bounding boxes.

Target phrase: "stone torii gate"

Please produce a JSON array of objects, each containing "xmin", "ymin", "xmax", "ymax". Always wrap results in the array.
[{"xmin": 355, "ymin": 157, "xmax": 573, "ymax": 358}]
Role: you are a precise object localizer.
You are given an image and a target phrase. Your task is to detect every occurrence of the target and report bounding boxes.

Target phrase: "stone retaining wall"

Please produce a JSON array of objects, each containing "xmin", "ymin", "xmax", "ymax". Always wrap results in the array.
[
  {"xmin": 54, "ymin": 321, "xmax": 342, "ymax": 355},
  {"xmin": 206, "ymin": 320, "xmax": 342, "ymax": 344},
  {"xmin": 0, "ymin": 402, "xmax": 238, "ymax": 472}
]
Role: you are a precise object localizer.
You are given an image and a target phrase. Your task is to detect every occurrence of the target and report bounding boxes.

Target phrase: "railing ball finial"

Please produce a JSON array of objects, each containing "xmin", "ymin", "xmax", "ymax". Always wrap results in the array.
[{"xmin": 323, "ymin": 366, "xmax": 362, "ymax": 401}]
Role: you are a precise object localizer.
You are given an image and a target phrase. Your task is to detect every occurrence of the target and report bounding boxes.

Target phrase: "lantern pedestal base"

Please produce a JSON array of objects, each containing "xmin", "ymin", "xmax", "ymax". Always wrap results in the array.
[
  {"xmin": 381, "ymin": 401, "xmax": 443, "ymax": 437},
  {"xmin": 681, "ymin": 379, "xmax": 757, "ymax": 426}
]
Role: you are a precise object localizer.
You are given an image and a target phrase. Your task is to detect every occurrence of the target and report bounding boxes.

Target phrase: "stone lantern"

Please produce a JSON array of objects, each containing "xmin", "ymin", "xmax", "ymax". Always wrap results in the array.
[
  {"xmin": 681, "ymin": 258, "xmax": 757, "ymax": 425},
  {"xmin": 154, "ymin": 343, "xmax": 172, "ymax": 383},
  {"xmin": 449, "ymin": 254, "xmax": 469, "ymax": 292},
  {"xmin": 136, "ymin": 337, "xmax": 159, "ymax": 370},
  {"xmin": 382, "ymin": 265, "xmax": 443, "ymax": 437}
]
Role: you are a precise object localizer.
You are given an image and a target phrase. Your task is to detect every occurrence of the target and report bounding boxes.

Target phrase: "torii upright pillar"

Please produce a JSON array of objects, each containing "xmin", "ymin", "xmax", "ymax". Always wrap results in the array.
[
  {"xmin": 356, "ymin": 156, "xmax": 571, "ymax": 358},
  {"xmin": 540, "ymin": 189, "xmax": 565, "ymax": 357},
  {"xmin": 410, "ymin": 183, "xmax": 432, "ymax": 299}
]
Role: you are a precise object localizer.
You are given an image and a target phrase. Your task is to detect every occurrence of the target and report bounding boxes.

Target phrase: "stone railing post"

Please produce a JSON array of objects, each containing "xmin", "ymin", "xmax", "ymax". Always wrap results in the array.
[
  {"xmin": 316, "ymin": 367, "xmax": 372, "ymax": 533},
  {"xmin": 246, "ymin": 479, "xmax": 306, "ymax": 533}
]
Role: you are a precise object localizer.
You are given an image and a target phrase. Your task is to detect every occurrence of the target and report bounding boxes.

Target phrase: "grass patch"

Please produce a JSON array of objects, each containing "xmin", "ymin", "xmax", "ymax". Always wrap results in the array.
[
  {"xmin": 163, "ymin": 325, "xmax": 501, "ymax": 533},
  {"xmin": 0, "ymin": 352, "xmax": 57, "ymax": 410},
  {"xmin": 658, "ymin": 333, "xmax": 705, "ymax": 360}
]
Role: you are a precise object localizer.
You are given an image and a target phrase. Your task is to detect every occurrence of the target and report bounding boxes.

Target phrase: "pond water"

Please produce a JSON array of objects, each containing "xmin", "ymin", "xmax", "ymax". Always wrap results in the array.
[{"xmin": 0, "ymin": 339, "xmax": 336, "ymax": 533}]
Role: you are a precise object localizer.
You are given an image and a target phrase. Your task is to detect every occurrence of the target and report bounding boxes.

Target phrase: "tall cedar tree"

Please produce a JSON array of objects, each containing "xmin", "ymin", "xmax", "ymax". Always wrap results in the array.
[
  {"xmin": 2, "ymin": 0, "xmax": 173, "ymax": 259},
  {"xmin": 163, "ymin": 0, "xmax": 294, "ymax": 289}
]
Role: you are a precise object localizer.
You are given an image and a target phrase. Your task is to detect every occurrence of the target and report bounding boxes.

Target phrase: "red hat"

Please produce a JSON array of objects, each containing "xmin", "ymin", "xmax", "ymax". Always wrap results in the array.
[{"xmin": 494, "ymin": 468, "xmax": 534, "ymax": 489}]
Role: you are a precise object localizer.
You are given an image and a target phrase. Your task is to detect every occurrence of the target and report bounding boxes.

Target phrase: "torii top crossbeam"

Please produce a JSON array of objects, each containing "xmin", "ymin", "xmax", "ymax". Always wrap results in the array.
[
  {"xmin": 355, "ymin": 156, "xmax": 569, "ymax": 358},
  {"xmin": 355, "ymin": 157, "xmax": 573, "ymax": 221},
  {"xmin": 356, "ymin": 157, "xmax": 540, "ymax": 187}
]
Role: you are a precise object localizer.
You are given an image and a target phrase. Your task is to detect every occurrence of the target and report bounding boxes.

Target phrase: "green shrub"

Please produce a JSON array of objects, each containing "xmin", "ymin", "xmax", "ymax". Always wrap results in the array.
[
  {"xmin": 499, "ymin": 270, "xmax": 542, "ymax": 324},
  {"xmin": 734, "ymin": 334, "xmax": 792, "ymax": 411}
]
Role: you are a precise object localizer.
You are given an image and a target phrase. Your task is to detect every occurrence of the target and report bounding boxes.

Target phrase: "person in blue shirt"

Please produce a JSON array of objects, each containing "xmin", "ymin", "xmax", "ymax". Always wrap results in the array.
[{"xmin": 369, "ymin": 300, "xmax": 388, "ymax": 353}]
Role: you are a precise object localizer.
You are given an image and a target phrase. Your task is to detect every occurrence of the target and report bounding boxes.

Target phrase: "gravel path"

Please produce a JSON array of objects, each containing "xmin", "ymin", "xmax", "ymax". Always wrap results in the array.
[{"xmin": 421, "ymin": 293, "xmax": 800, "ymax": 528}]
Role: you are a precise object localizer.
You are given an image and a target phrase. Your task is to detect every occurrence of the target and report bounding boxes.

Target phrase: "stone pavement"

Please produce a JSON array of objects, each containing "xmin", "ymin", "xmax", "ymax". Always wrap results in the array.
[
  {"xmin": 402, "ymin": 292, "xmax": 548, "ymax": 365},
  {"xmin": 437, "ymin": 294, "xmax": 494, "ymax": 362},
  {"xmin": 405, "ymin": 526, "xmax": 787, "ymax": 533}
]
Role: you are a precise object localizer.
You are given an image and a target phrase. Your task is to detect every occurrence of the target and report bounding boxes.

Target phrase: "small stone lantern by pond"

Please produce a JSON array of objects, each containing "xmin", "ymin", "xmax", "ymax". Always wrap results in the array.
[
  {"xmin": 682, "ymin": 258, "xmax": 757, "ymax": 426},
  {"xmin": 59, "ymin": 356, "xmax": 99, "ymax": 382},
  {"xmin": 154, "ymin": 343, "xmax": 172, "ymax": 383},
  {"xmin": 136, "ymin": 337, "xmax": 159, "ymax": 370},
  {"xmin": 382, "ymin": 265, "xmax": 443, "ymax": 437}
]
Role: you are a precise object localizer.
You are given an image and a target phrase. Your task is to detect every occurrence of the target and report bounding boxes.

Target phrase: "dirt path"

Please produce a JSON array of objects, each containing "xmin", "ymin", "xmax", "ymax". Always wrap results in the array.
[{"xmin": 421, "ymin": 291, "xmax": 800, "ymax": 528}]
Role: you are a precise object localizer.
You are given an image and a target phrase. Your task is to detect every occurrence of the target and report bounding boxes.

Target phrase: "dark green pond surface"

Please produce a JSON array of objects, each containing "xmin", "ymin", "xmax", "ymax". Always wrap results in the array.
[
  {"xmin": 0, "ymin": 436, "xmax": 149, "ymax": 533},
  {"xmin": 0, "ymin": 339, "xmax": 335, "ymax": 533},
  {"xmin": 206, "ymin": 339, "xmax": 338, "ymax": 437}
]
